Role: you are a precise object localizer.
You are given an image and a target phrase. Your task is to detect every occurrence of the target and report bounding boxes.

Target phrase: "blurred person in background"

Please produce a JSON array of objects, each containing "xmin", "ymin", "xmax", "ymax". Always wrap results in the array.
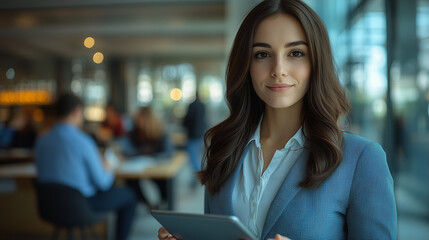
[
  {"xmin": 0, "ymin": 106, "xmax": 37, "ymax": 149},
  {"xmin": 128, "ymin": 106, "xmax": 173, "ymax": 157},
  {"xmin": 126, "ymin": 106, "xmax": 174, "ymax": 209},
  {"xmin": 183, "ymin": 91, "xmax": 207, "ymax": 172},
  {"xmin": 35, "ymin": 93, "xmax": 137, "ymax": 240},
  {"xmin": 159, "ymin": 0, "xmax": 396, "ymax": 239},
  {"xmin": 98, "ymin": 102, "xmax": 126, "ymax": 144}
]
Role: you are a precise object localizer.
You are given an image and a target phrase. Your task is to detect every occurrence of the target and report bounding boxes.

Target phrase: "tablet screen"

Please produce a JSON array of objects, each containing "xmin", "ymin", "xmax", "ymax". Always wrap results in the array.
[{"xmin": 151, "ymin": 210, "xmax": 257, "ymax": 240}]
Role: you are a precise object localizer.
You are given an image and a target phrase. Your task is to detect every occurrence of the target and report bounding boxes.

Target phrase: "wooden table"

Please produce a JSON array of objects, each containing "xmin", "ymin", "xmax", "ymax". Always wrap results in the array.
[
  {"xmin": 115, "ymin": 151, "xmax": 188, "ymax": 210},
  {"xmin": 0, "ymin": 148, "xmax": 33, "ymax": 164},
  {"xmin": 0, "ymin": 151, "xmax": 188, "ymax": 210}
]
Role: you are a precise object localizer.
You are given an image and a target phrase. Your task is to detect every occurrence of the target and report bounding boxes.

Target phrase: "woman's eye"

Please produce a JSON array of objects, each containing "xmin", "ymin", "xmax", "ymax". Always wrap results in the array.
[
  {"xmin": 289, "ymin": 51, "xmax": 304, "ymax": 57},
  {"xmin": 254, "ymin": 52, "xmax": 269, "ymax": 59}
]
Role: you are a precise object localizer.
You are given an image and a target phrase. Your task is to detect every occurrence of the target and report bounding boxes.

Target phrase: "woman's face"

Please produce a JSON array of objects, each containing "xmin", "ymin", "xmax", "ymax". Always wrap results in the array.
[{"xmin": 250, "ymin": 13, "xmax": 311, "ymax": 109}]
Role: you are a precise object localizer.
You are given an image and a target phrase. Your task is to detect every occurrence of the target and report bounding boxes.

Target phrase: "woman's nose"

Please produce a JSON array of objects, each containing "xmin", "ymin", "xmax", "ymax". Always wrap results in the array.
[{"xmin": 271, "ymin": 57, "xmax": 288, "ymax": 78}]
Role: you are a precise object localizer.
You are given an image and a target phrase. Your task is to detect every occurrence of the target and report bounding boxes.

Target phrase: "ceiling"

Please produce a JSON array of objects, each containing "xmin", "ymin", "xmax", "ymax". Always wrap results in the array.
[{"xmin": 0, "ymin": 0, "xmax": 227, "ymax": 60}]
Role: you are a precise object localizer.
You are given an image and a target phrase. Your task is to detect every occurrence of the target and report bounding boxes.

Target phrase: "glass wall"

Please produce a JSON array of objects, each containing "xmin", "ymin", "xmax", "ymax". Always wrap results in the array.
[
  {"xmin": 124, "ymin": 58, "xmax": 227, "ymax": 128},
  {"xmin": 309, "ymin": 0, "xmax": 429, "ymax": 238},
  {"xmin": 393, "ymin": 1, "xmax": 429, "ymax": 238},
  {"xmin": 344, "ymin": 0, "xmax": 387, "ymax": 144}
]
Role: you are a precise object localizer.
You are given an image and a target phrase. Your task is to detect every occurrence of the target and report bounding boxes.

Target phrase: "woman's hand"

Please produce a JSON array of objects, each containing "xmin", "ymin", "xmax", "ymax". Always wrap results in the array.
[
  {"xmin": 157, "ymin": 227, "xmax": 290, "ymax": 240},
  {"xmin": 267, "ymin": 234, "xmax": 291, "ymax": 240},
  {"xmin": 157, "ymin": 227, "xmax": 178, "ymax": 240}
]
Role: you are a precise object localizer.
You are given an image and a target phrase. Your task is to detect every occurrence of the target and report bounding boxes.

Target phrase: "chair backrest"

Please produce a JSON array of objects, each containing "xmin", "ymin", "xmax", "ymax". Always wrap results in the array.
[{"xmin": 35, "ymin": 182, "xmax": 103, "ymax": 228}]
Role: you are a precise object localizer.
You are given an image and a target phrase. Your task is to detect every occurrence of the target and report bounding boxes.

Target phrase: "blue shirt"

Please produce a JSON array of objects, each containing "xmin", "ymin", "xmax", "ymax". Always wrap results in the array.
[
  {"xmin": 232, "ymin": 118, "xmax": 305, "ymax": 239},
  {"xmin": 35, "ymin": 123, "xmax": 114, "ymax": 197}
]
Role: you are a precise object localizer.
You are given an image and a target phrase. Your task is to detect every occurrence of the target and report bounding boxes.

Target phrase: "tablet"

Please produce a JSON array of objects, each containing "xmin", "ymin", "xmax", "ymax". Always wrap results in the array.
[{"xmin": 151, "ymin": 210, "xmax": 257, "ymax": 240}]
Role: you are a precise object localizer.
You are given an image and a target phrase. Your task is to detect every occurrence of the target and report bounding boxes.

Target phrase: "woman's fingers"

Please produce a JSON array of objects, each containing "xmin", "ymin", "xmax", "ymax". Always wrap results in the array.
[
  {"xmin": 157, "ymin": 227, "xmax": 178, "ymax": 240},
  {"xmin": 267, "ymin": 234, "xmax": 291, "ymax": 240}
]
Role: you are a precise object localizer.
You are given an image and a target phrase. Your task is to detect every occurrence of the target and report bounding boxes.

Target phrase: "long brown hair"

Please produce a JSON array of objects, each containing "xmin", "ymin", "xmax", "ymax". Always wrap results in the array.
[
  {"xmin": 132, "ymin": 106, "xmax": 164, "ymax": 142},
  {"xmin": 198, "ymin": 0, "xmax": 351, "ymax": 194}
]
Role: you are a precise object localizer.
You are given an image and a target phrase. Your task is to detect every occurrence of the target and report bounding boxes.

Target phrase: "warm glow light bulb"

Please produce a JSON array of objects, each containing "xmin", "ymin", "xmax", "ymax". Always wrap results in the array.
[
  {"xmin": 93, "ymin": 52, "xmax": 104, "ymax": 64},
  {"xmin": 84, "ymin": 37, "xmax": 95, "ymax": 48},
  {"xmin": 170, "ymin": 88, "xmax": 183, "ymax": 101}
]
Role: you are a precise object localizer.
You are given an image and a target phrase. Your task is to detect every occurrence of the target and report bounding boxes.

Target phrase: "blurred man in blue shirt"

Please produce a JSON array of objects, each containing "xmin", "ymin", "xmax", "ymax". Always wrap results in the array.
[{"xmin": 35, "ymin": 93, "xmax": 136, "ymax": 240}]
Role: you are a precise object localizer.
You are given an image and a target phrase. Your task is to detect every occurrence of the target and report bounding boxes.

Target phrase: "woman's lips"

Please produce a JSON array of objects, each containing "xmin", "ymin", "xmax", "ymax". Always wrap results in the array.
[{"xmin": 266, "ymin": 84, "xmax": 294, "ymax": 92}]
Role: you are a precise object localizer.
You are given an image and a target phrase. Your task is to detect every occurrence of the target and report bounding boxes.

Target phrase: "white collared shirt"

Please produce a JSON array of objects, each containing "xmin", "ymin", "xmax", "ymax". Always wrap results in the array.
[{"xmin": 232, "ymin": 119, "xmax": 305, "ymax": 239}]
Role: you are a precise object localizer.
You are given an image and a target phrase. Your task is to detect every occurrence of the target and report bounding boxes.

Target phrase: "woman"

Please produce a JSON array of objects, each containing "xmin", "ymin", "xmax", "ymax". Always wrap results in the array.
[
  {"xmin": 127, "ymin": 106, "xmax": 173, "ymax": 208},
  {"xmin": 158, "ymin": 0, "xmax": 397, "ymax": 239},
  {"xmin": 129, "ymin": 106, "xmax": 171, "ymax": 157}
]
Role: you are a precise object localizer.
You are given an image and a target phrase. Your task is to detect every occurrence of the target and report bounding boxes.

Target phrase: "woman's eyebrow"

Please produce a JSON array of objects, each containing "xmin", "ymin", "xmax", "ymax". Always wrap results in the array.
[
  {"xmin": 285, "ymin": 40, "xmax": 308, "ymax": 47},
  {"xmin": 252, "ymin": 42, "xmax": 271, "ymax": 48},
  {"xmin": 252, "ymin": 40, "xmax": 308, "ymax": 48}
]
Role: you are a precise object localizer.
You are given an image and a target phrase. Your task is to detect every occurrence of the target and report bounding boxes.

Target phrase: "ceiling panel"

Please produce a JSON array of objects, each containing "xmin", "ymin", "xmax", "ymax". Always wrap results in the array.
[{"xmin": 0, "ymin": 1, "xmax": 226, "ymax": 60}]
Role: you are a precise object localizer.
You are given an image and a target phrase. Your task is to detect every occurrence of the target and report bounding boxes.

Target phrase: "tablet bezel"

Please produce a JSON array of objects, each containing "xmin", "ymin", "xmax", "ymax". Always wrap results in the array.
[{"xmin": 151, "ymin": 210, "xmax": 257, "ymax": 240}]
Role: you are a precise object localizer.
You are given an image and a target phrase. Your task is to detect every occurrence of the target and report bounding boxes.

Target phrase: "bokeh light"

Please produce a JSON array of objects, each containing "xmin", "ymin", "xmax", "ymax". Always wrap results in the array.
[
  {"xmin": 137, "ymin": 80, "xmax": 153, "ymax": 103},
  {"xmin": 170, "ymin": 88, "xmax": 182, "ymax": 101},
  {"xmin": 93, "ymin": 52, "xmax": 104, "ymax": 64},
  {"xmin": 84, "ymin": 106, "xmax": 106, "ymax": 122},
  {"xmin": 0, "ymin": 90, "xmax": 52, "ymax": 105},
  {"xmin": 84, "ymin": 37, "xmax": 95, "ymax": 48},
  {"xmin": 6, "ymin": 68, "xmax": 15, "ymax": 80}
]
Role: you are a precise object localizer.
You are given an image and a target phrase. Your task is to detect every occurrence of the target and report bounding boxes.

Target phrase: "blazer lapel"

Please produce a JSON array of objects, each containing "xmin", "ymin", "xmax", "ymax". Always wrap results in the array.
[
  {"xmin": 209, "ymin": 146, "xmax": 250, "ymax": 215},
  {"xmin": 261, "ymin": 149, "xmax": 309, "ymax": 240}
]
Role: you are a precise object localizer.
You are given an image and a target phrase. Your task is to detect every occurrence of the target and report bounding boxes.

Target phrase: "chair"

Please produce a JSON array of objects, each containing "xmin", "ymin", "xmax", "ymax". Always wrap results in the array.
[{"xmin": 35, "ymin": 182, "xmax": 106, "ymax": 240}]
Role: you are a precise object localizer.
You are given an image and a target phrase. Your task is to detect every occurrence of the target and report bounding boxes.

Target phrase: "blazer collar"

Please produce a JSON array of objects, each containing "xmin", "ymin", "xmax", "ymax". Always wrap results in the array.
[
  {"xmin": 209, "ymin": 146, "xmax": 250, "ymax": 215},
  {"xmin": 261, "ymin": 149, "xmax": 309, "ymax": 240}
]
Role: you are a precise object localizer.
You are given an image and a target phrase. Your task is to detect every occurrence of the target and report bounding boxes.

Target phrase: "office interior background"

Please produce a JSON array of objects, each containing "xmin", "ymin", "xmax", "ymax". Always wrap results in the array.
[{"xmin": 0, "ymin": 0, "xmax": 428, "ymax": 239}]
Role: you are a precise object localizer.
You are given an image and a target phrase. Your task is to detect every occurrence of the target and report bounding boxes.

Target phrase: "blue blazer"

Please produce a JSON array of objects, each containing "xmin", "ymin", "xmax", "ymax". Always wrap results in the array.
[{"xmin": 205, "ymin": 132, "xmax": 397, "ymax": 240}]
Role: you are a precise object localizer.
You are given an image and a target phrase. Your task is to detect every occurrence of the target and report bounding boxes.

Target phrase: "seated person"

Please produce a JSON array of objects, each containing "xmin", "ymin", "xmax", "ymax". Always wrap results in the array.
[
  {"xmin": 128, "ymin": 107, "xmax": 173, "ymax": 158},
  {"xmin": 126, "ymin": 106, "xmax": 174, "ymax": 209},
  {"xmin": 0, "ymin": 106, "xmax": 37, "ymax": 149},
  {"xmin": 34, "ymin": 93, "xmax": 137, "ymax": 240},
  {"xmin": 98, "ymin": 102, "xmax": 126, "ymax": 143}
]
